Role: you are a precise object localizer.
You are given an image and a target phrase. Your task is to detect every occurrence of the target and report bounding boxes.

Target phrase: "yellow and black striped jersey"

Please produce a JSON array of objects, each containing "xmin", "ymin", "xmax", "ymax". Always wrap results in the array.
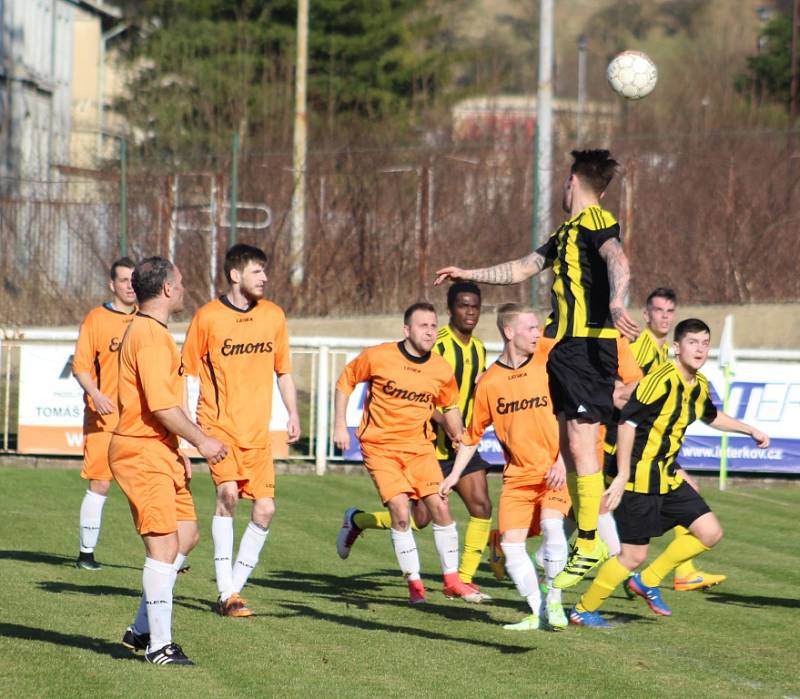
[
  {"xmin": 538, "ymin": 205, "xmax": 621, "ymax": 340},
  {"xmin": 629, "ymin": 328, "xmax": 669, "ymax": 375},
  {"xmin": 607, "ymin": 361, "xmax": 718, "ymax": 494},
  {"xmin": 433, "ymin": 324, "xmax": 487, "ymax": 460}
]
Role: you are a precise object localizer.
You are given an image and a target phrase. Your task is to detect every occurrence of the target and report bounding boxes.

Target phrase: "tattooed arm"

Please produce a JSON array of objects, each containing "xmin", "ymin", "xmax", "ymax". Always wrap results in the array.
[
  {"xmin": 434, "ymin": 250, "xmax": 548, "ymax": 286},
  {"xmin": 599, "ymin": 238, "xmax": 639, "ymax": 340}
]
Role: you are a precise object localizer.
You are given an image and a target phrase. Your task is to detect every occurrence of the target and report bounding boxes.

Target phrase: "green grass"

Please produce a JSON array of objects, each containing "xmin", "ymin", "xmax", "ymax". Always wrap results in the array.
[{"xmin": 1, "ymin": 467, "xmax": 798, "ymax": 698}]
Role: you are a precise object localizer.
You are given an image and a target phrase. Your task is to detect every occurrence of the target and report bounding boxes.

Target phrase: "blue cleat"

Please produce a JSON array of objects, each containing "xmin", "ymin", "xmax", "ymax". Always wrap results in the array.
[
  {"xmin": 625, "ymin": 573, "xmax": 672, "ymax": 616},
  {"xmin": 569, "ymin": 607, "xmax": 610, "ymax": 628}
]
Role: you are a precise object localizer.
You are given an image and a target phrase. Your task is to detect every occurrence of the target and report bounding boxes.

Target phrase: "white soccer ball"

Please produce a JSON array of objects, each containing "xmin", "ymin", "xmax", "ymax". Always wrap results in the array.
[{"xmin": 606, "ymin": 50, "xmax": 658, "ymax": 100}]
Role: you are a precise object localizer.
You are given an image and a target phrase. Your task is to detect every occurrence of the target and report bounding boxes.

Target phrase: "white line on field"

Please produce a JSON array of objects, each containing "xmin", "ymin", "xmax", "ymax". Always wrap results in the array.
[{"xmin": 724, "ymin": 491, "xmax": 797, "ymax": 508}]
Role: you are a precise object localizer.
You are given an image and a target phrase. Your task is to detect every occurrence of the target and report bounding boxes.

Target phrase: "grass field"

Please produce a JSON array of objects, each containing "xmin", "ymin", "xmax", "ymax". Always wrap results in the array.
[{"xmin": 1, "ymin": 467, "xmax": 798, "ymax": 698}]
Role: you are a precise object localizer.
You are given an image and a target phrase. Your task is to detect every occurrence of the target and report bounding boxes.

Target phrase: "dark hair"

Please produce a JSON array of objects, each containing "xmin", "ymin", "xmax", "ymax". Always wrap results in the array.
[
  {"xmin": 646, "ymin": 287, "xmax": 677, "ymax": 308},
  {"xmin": 570, "ymin": 149, "xmax": 620, "ymax": 195},
  {"xmin": 447, "ymin": 281, "xmax": 481, "ymax": 311},
  {"xmin": 403, "ymin": 301, "xmax": 436, "ymax": 325},
  {"xmin": 674, "ymin": 318, "xmax": 710, "ymax": 343},
  {"xmin": 132, "ymin": 257, "xmax": 174, "ymax": 303},
  {"xmin": 224, "ymin": 244, "xmax": 267, "ymax": 283},
  {"xmin": 110, "ymin": 256, "xmax": 136, "ymax": 281}
]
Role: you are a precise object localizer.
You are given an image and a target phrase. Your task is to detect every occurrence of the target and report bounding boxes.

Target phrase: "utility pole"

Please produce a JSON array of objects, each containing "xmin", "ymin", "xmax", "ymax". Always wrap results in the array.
[
  {"xmin": 576, "ymin": 34, "xmax": 587, "ymax": 146},
  {"xmin": 290, "ymin": 0, "xmax": 309, "ymax": 288}
]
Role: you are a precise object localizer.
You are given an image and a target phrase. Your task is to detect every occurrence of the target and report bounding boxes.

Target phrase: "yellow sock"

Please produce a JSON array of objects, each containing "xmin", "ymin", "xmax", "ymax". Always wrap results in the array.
[
  {"xmin": 566, "ymin": 471, "xmax": 579, "ymax": 512},
  {"xmin": 672, "ymin": 526, "xmax": 699, "ymax": 578},
  {"xmin": 352, "ymin": 511, "xmax": 392, "ymax": 530},
  {"xmin": 577, "ymin": 557, "xmax": 631, "ymax": 613},
  {"xmin": 576, "ymin": 471, "xmax": 604, "ymax": 551},
  {"xmin": 458, "ymin": 516, "xmax": 492, "ymax": 583},
  {"xmin": 641, "ymin": 532, "xmax": 710, "ymax": 587}
]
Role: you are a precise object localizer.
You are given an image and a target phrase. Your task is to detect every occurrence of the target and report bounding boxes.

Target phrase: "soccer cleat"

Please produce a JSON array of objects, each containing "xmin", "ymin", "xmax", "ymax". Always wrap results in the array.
[
  {"xmin": 408, "ymin": 579, "xmax": 427, "ymax": 605},
  {"xmin": 552, "ymin": 538, "xmax": 609, "ymax": 589},
  {"xmin": 569, "ymin": 607, "xmax": 610, "ymax": 628},
  {"xmin": 122, "ymin": 626, "xmax": 150, "ymax": 652},
  {"xmin": 75, "ymin": 552, "xmax": 102, "ymax": 570},
  {"xmin": 546, "ymin": 601, "xmax": 569, "ymax": 631},
  {"xmin": 625, "ymin": 573, "xmax": 672, "ymax": 616},
  {"xmin": 503, "ymin": 614, "xmax": 541, "ymax": 631},
  {"xmin": 336, "ymin": 507, "xmax": 363, "ymax": 560},
  {"xmin": 673, "ymin": 570, "xmax": 727, "ymax": 592},
  {"xmin": 443, "ymin": 573, "xmax": 485, "ymax": 603},
  {"xmin": 463, "ymin": 581, "xmax": 492, "ymax": 602},
  {"xmin": 177, "ymin": 564, "xmax": 191, "ymax": 575},
  {"xmin": 488, "ymin": 529, "xmax": 506, "ymax": 580},
  {"xmin": 144, "ymin": 642, "xmax": 194, "ymax": 666},
  {"xmin": 214, "ymin": 592, "xmax": 254, "ymax": 618}
]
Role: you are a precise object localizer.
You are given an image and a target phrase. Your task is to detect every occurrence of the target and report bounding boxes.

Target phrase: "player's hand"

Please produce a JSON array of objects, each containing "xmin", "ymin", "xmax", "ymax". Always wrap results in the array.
[
  {"xmin": 610, "ymin": 304, "xmax": 640, "ymax": 341},
  {"xmin": 286, "ymin": 412, "xmax": 301, "ymax": 444},
  {"xmin": 602, "ymin": 475, "xmax": 627, "ymax": 511},
  {"xmin": 333, "ymin": 423, "xmax": 350, "ymax": 451},
  {"xmin": 439, "ymin": 474, "xmax": 458, "ymax": 499},
  {"xmin": 545, "ymin": 460, "xmax": 566, "ymax": 490},
  {"xmin": 181, "ymin": 452, "xmax": 193, "ymax": 482},
  {"xmin": 198, "ymin": 436, "xmax": 227, "ymax": 465},
  {"xmin": 750, "ymin": 429, "xmax": 769, "ymax": 448},
  {"xmin": 91, "ymin": 391, "xmax": 115, "ymax": 415},
  {"xmin": 434, "ymin": 266, "xmax": 469, "ymax": 286}
]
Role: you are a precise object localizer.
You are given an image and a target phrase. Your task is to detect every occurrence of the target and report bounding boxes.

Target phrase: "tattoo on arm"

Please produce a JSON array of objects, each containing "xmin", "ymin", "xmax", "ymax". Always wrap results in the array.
[
  {"xmin": 469, "ymin": 252, "xmax": 546, "ymax": 285},
  {"xmin": 600, "ymin": 239, "xmax": 630, "ymax": 307}
]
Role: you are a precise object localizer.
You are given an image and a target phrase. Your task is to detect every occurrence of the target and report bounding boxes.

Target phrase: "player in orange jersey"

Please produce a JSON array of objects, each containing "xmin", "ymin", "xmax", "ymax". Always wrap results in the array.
[
  {"xmin": 333, "ymin": 302, "xmax": 482, "ymax": 604},
  {"xmin": 182, "ymin": 244, "xmax": 300, "ymax": 617},
  {"xmin": 111, "ymin": 257, "xmax": 227, "ymax": 666},
  {"xmin": 441, "ymin": 304, "xmax": 571, "ymax": 630},
  {"xmin": 72, "ymin": 257, "xmax": 137, "ymax": 570}
]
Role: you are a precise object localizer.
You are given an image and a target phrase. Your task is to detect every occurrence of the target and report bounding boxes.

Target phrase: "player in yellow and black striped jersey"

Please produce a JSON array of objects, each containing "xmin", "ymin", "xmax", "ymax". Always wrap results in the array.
[
  {"xmin": 435, "ymin": 150, "xmax": 640, "ymax": 587},
  {"xmin": 571, "ymin": 319, "xmax": 770, "ymax": 626},
  {"xmin": 340, "ymin": 283, "xmax": 494, "ymax": 598}
]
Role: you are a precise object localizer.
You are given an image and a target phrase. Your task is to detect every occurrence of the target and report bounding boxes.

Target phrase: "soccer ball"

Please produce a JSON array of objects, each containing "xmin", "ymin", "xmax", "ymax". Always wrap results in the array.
[{"xmin": 606, "ymin": 50, "xmax": 658, "ymax": 100}]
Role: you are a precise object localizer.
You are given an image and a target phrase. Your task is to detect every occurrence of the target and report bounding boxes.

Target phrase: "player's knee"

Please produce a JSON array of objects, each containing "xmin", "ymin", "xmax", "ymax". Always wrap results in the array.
[
  {"xmin": 700, "ymin": 523, "xmax": 723, "ymax": 548},
  {"xmin": 467, "ymin": 498, "xmax": 492, "ymax": 519},
  {"xmin": 216, "ymin": 490, "xmax": 238, "ymax": 515},
  {"xmin": 90, "ymin": 480, "xmax": 111, "ymax": 497},
  {"xmin": 412, "ymin": 509, "xmax": 431, "ymax": 530},
  {"xmin": 184, "ymin": 527, "xmax": 200, "ymax": 553},
  {"xmin": 252, "ymin": 499, "xmax": 275, "ymax": 528}
]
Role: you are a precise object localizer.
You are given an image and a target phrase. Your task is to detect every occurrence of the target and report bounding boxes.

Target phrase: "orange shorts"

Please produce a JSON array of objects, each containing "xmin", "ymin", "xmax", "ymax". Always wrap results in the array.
[
  {"xmin": 80, "ymin": 429, "xmax": 113, "ymax": 481},
  {"xmin": 499, "ymin": 481, "xmax": 571, "ymax": 535},
  {"xmin": 596, "ymin": 424, "xmax": 607, "ymax": 467},
  {"xmin": 361, "ymin": 443, "xmax": 442, "ymax": 504},
  {"xmin": 109, "ymin": 435, "xmax": 196, "ymax": 536},
  {"xmin": 209, "ymin": 444, "xmax": 274, "ymax": 500}
]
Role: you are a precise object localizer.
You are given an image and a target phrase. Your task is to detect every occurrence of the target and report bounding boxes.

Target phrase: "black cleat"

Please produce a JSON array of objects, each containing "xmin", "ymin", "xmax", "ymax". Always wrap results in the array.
[
  {"xmin": 76, "ymin": 552, "xmax": 102, "ymax": 570},
  {"xmin": 144, "ymin": 642, "xmax": 194, "ymax": 666},
  {"xmin": 122, "ymin": 626, "xmax": 150, "ymax": 652}
]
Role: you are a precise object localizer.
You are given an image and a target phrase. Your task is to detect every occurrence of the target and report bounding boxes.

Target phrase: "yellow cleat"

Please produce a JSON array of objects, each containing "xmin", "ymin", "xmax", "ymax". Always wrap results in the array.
[
  {"xmin": 503, "ymin": 614, "xmax": 541, "ymax": 631},
  {"xmin": 673, "ymin": 570, "xmax": 727, "ymax": 591},
  {"xmin": 553, "ymin": 538, "xmax": 608, "ymax": 589}
]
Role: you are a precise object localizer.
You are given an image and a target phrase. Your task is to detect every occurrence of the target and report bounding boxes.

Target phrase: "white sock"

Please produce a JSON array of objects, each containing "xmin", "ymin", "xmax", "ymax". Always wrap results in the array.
[
  {"xmin": 131, "ymin": 553, "xmax": 188, "ymax": 635},
  {"xmin": 232, "ymin": 522, "xmax": 268, "ymax": 593},
  {"xmin": 540, "ymin": 518, "xmax": 568, "ymax": 604},
  {"xmin": 212, "ymin": 515, "xmax": 235, "ymax": 600},
  {"xmin": 597, "ymin": 511, "xmax": 621, "ymax": 557},
  {"xmin": 432, "ymin": 522, "xmax": 459, "ymax": 575},
  {"xmin": 502, "ymin": 541, "xmax": 541, "ymax": 615},
  {"xmin": 390, "ymin": 528, "xmax": 421, "ymax": 581},
  {"xmin": 79, "ymin": 490, "xmax": 107, "ymax": 553},
  {"xmin": 142, "ymin": 558, "xmax": 177, "ymax": 652}
]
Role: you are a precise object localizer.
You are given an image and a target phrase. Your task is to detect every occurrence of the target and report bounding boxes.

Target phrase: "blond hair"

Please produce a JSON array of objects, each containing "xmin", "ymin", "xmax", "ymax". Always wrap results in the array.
[{"xmin": 496, "ymin": 302, "xmax": 537, "ymax": 341}]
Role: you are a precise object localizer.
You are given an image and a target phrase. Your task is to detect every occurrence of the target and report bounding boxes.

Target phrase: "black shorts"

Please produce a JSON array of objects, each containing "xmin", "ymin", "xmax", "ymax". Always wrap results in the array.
[
  {"xmin": 439, "ymin": 451, "xmax": 490, "ymax": 479},
  {"xmin": 547, "ymin": 337, "xmax": 618, "ymax": 423},
  {"xmin": 614, "ymin": 481, "xmax": 712, "ymax": 546}
]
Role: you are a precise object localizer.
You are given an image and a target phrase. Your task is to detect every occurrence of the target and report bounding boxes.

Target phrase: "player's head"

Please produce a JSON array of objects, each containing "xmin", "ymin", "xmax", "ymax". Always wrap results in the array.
[
  {"xmin": 673, "ymin": 318, "xmax": 711, "ymax": 373},
  {"xmin": 403, "ymin": 301, "xmax": 438, "ymax": 355},
  {"xmin": 447, "ymin": 281, "xmax": 481, "ymax": 336},
  {"xmin": 644, "ymin": 287, "xmax": 677, "ymax": 339},
  {"xmin": 132, "ymin": 257, "xmax": 184, "ymax": 312},
  {"xmin": 224, "ymin": 244, "xmax": 268, "ymax": 300},
  {"xmin": 109, "ymin": 256, "xmax": 137, "ymax": 306},
  {"xmin": 496, "ymin": 302, "xmax": 540, "ymax": 357},
  {"xmin": 562, "ymin": 149, "xmax": 619, "ymax": 212}
]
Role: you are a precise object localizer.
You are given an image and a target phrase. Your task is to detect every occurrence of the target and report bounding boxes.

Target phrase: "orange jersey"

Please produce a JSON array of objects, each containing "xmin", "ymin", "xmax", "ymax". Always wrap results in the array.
[
  {"xmin": 463, "ymin": 353, "xmax": 559, "ymax": 486},
  {"xmin": 616, "ymin": 336, "xmax": 644, "ymax": 385},
  {"xmin": 336, "ymin": 341, "xmax": 459, "ymax": 451},
  {"xmin": 114, "ymin": 313, "xmax": 184, "ymax": 446},
  {"xmin": 181, "ymin": 297, "xmax": 291, "ymax": 448},
  {"xmin": 72, "ymin": 304, "xmax": 136, "ymax": 431}
]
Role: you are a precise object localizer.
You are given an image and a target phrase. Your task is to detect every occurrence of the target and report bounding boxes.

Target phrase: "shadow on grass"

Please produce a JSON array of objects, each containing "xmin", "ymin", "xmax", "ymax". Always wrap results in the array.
[
  {"xmin": 277, "ymin": 602, "xmax": 536, "ymax": 654},
  {"xmin": 0, "ymin": 622, "xmax": 139, "ymax": 661},
  {"xmin": 703, "ymin": 590, "xmax": 800, "ymax": 609},
  {"xmin": 0, "ymin": 549, "xmax": 137, "ymax": 570},
  {"xmin": 603, "ymin": 610, "xmax": 659, "ymax": 625},
  {"xmin": 35, "ymin": 581, "xmax": 212, "ymax": 614}
]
